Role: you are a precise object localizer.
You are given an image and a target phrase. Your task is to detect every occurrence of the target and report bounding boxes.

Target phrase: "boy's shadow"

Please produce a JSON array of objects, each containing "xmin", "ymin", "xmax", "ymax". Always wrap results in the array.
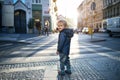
[{"xmin": 57, "ymin": 73, "xmax": 71, "ymax": 80}]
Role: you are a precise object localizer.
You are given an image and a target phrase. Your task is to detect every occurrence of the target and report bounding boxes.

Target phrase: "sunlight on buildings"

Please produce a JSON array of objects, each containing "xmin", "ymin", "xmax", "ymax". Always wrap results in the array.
[{"xmin": 56, "ymin": 0, "xmax": 83, "ymax": 27}]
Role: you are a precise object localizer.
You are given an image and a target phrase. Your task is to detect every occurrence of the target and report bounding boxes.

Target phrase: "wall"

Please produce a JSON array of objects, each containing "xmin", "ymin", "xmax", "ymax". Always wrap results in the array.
[
  {"xmin": 2, "ymin": 5, "xmax": 14, "ymax": 27},
  {"xmin": 77, "ymin": 0, "xmax": 103, "ymax": 29}
]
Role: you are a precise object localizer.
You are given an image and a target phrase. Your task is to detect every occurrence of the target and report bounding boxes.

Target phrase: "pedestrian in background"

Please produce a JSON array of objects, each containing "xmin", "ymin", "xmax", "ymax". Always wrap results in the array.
[
  {"xmin": 36, "ymin": 21, "xmax": 41, "ymax": 35},
  {"xmin": 44, "ymin": 25, "xmax": 49, "ymax": 36},
  {"xmin": 44, "ymin": 20, "xmax": 50, "ymax": 36},
  {"xmin": 56, "ymin": 20, "xmax": 74, "ymax": 76}
]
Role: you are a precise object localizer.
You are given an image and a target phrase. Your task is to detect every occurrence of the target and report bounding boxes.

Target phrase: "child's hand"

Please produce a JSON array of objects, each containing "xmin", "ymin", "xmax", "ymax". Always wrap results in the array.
[{"xmin": 56, "ymin": 51, "xmax": 59, "ymax": 55}]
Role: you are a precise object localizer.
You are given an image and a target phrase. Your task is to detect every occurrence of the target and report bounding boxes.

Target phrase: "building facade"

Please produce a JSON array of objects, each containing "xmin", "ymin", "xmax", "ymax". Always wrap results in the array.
[
  {"xmin": 49, "ymin": 0, "xmax": 58, "ymax": 31},
  {"xmin": 14, "ymin": 0, "xmax": 32, "ymax": 33},
  {"xmin": 77, "ymin": 0, "xmax": 103, "ymax": 30},
  {"xmin": 32, "ymin": 0, "xmax": 42, "ymax": 33},
  {"xmin": 1, "ymin": 0, "xmax": 56, "ymax": 33},
  {"xmin": 1, "ymin": 0, "xmax": 32, "ymax": 33},
  {"xmin": 103, "ymin": 0, "xmax": 120, "ymax": 19}
]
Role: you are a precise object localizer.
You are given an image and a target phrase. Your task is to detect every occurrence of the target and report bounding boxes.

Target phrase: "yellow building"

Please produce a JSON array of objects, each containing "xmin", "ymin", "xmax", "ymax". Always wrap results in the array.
[
  {"xmin": 49, "ymin": 0, "xmax": 58, "ymax": 32},
  {"xmin": 77, "ymin": 0, "xmax": 103, "ymax": 31}
]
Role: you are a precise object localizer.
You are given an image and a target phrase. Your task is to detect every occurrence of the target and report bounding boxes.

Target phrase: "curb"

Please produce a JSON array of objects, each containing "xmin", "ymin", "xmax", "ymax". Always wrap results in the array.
[
  {"xmin": 0, "ymin": 39, "xmax": 31, "ymax": 44},
  {"xmin": 89, "ymin": 38, "xmax": 107, "ymax": 42}
]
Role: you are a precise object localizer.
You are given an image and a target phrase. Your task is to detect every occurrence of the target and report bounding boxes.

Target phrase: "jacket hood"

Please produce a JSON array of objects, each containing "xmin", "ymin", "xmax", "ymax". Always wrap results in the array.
[{"xmin": 62, "ymin": 28, "xmax": 74, "ymax": 38}]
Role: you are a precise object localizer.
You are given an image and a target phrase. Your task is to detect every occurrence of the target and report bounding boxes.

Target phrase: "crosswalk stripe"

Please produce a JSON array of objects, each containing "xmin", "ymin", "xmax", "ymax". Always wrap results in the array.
[{"xmin": 0, "ymin": 43, "xmax": 13, "ymax": 47}]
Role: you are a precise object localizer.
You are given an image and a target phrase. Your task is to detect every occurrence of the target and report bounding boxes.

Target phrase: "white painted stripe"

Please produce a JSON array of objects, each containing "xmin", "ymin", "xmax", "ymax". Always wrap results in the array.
[
  {"xmin": 0, "ymin": 43, "xmax": 13, "ymax": 47},
  {"xmin": 0, "ymin": 66, "xmax": 45, "ymax": 73},
  {"xmin": 85, "ymin": 47, "xmax": 120, "ymax": 61}
]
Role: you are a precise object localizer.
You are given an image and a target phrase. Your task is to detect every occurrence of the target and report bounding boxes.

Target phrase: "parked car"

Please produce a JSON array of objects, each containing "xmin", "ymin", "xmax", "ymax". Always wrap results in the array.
[
  {"xmin": 74, "ymin": 28, "xmax": 82, "ymax": 34},
  {"xmin": 99, "ymin": 28, "xmax": 106, "ymax": 32},
  {"xmin": 82, "ymin": 27, "xmax": 89, "ymax": 34}
]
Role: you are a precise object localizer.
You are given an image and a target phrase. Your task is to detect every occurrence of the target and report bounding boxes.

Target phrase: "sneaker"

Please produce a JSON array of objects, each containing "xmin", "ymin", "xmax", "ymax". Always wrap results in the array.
[
  {"xmin": 65, "ymin": 70, "xmax": 72, "ymax": 74},
  {"xmin": 58, "ymin": 71, "xmax": 65, "ymax": 76}
]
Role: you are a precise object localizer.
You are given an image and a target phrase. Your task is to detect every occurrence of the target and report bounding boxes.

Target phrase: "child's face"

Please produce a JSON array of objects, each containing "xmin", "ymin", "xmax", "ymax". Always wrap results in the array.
[{"xmin": 57, "ymin": 22, "xmax": 65, "ymax": 32}]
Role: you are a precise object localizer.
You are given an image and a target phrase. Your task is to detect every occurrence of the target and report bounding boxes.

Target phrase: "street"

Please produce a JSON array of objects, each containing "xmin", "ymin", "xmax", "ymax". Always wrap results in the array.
[{"xmin": 0, "ymin": 33, "xmax": 120, "ymax": 80}]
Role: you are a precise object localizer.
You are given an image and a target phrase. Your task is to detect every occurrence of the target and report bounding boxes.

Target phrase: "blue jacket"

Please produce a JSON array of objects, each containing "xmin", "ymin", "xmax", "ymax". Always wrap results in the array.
[{"xmin": 57, "ymin": 28, "xmax": 74, "ymax": 55}]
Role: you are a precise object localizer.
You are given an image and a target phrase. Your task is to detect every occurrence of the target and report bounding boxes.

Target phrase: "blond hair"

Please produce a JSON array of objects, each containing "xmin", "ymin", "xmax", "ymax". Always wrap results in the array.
[{"xmin": 57, "ymin": 19, "xmax": 68, "ymax": 28}]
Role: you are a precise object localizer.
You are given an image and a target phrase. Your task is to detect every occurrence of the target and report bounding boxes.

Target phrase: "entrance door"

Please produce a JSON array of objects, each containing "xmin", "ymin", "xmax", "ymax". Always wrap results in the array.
[{"xmin": 14, "ymin": 10, "xmax": 26, "ymax": 33}]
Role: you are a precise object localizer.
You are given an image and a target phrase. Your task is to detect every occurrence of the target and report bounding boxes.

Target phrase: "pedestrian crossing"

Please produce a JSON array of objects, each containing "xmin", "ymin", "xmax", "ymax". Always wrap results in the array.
[
  {"xmin": 0, "ymin": 34, "xmax": 120, "ymax": 80},
  {"xmin": 0, "ymin": 34, "xmax": 120, "ymax": 62}
]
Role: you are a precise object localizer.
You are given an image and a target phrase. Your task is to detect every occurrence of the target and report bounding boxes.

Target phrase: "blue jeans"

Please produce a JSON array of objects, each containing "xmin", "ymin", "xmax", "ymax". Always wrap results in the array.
[{"xmin": 59, "ymin": 53, "xmax": 71, "ymax": 72}]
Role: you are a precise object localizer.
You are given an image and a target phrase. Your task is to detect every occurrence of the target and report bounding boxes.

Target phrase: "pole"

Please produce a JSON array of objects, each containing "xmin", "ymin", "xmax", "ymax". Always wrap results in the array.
[{"xmin": 90, "ymin": 0, "xmax": 96, "ymax": 40}]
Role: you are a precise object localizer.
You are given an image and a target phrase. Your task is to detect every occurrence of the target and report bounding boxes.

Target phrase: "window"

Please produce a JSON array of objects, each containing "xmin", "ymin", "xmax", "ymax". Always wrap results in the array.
[
  {"xmin": 32, "ymin": 0, "xmax": 34, "ymax": 3},
  {"xmin": 112, "ymin": 0, "xmax": 114, "ymax": 3},
  {"xmin": 103, "ymin": 11, "xmax": 105, "ymax": 19},
  {"xmin": 110, "ymin": 9, "xmax": 112, "ymax": 17},
  {"xmin": 103, "ymin": 0, "xmax": 105, "ymax": 7},
  {"xmin": 114, "ymin": 7, "xmax": 116, "ymax": 16},
  {"xmin": 119, "ymin": 18, "xmax": 120, "ymax": 28},
  {"xmin": 103, "ymin": 0, "xmax": 107, "ymax": 7},
  {"xmin": 109, "ymin": 0, "xmax": 112, "ymax": 4},
  {"xmin": 117, "ymin": 6, "xmax": 119, "ymax": 16},
  {"xmin": 108, "ymin": 9, "xmax": 110, "ymax": 18},
  {"xmin": 38, "ymin": 0, "xmax": 41, "ymax": 3},
  {"xmin": 119, "ymin": 4, "xmax": 120, "ymax": 15},
  {"xmin": 112, "ymin": 8, "xmax": 114, "ymax": 17},
  {"xmin": 108, "ymin": 0, "xmax": 110, "ymax": 4},
  {"xmin": 33, "ymin": 0, "xmax": 41, "ymax": 4},
  {"xmin": 36, "ymin": 0, "xmax": 38, "ymax": 3},
  {"xmin": 106, "ymin": 0, "xmax": 109, "ymax": 6}
]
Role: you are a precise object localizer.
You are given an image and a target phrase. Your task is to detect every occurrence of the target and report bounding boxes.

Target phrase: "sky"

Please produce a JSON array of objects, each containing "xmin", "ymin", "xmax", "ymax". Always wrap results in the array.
[
  {"xmin": 56, "ymin": 0, "xmax": 84, "ymax": 25},
  {"xmin": 13, "ymin": 0, "xmax": 25, "ymax": 3},
  {"xmin": 56, "ymin": 0, "xmax": 84, "ymax": 17}
]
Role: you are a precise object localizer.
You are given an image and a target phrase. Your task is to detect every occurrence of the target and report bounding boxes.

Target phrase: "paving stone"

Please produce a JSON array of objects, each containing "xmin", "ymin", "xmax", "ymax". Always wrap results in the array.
[{"xmin": 0, "ymin": 69, "xmax": 45, "ymax": 80}]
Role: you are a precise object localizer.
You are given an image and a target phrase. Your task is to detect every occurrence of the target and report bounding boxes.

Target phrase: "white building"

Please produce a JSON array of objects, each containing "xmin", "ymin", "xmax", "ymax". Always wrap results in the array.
[
  {"xmin": 32, "ymin": 0, "xmax": 51, "ymax": 31},
  {"xmin": 2, "ymin": 0, "xmax": 32, "ymax": 33},
  {"xmin": 1, "ymin": 0, "xmax": 56, "ymax": 33},
  {"xmin": 2, "ymin": 0, "xmax": 14, "ymax": 33},
  {"xmin": 14, "ymin": 0, "xmax": 32, "ymax": 33}
]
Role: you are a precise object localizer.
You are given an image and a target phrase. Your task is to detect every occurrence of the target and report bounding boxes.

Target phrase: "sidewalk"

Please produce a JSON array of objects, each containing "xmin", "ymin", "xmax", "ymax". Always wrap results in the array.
[
  {"xmin": 78, "ymin": 33, "xmax": 107, "ymax": 42},
  {"xmin": 0, "ymin": 33, "xmax": 48, "ymax": 43},
  {"xmin": 0, "ymin": 33, "xmax": 107, "ymax": 43}
]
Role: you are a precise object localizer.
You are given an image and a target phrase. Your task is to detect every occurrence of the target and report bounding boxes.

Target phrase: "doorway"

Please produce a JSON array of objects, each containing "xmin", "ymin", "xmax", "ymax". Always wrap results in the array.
[{"xmin": 14, "ymin": 10, "xmax": 26, "ymax": 33}]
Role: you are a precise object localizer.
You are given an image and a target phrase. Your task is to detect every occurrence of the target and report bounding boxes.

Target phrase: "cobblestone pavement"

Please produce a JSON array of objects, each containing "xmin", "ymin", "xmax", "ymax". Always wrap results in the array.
[
  {"xmin": 0, "ymin": 69, "xmax": 45, "ymax": 80},
  {"xmin": 0, "ymin": 34, "xmax": 120, "ymax": 80},
  {"xmin": 0, "ymin": 57, "xmax": 120, "ymax": 80}
]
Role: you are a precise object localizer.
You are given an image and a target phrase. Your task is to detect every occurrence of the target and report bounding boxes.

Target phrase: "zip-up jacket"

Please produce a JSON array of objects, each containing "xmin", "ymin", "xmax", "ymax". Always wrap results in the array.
[{"xmin": 57, "ymin": 28, "xmax": 74, "ymax": 55}]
